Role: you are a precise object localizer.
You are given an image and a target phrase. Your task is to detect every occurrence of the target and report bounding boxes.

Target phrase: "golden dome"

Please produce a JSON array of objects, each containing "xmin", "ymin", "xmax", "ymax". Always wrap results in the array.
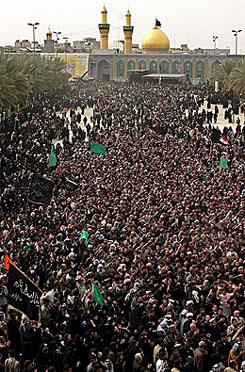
[
  {"xmin": 47, "ymin": 27, "xmax": 52, "ymax": 35},
  {"xmin": 102, "ymin": 6, "xmax": 107, "ymax": 13},
  {"xmin": 142, "ymin": 26, "xmax": 170, "ymax": 51}
]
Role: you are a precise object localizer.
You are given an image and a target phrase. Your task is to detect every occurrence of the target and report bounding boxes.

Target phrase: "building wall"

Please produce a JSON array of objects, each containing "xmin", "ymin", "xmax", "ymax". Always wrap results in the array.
[
  {"xmin": 90, "ymin": 53, "xmax": 245, "ymax": 81},
  {"xmin": 57, "ymin": 54, "xmax": 89, "ymax": 77},
  {"xmin": 44, "ymin": 40, "xmax": 55, "ymax": 54}
]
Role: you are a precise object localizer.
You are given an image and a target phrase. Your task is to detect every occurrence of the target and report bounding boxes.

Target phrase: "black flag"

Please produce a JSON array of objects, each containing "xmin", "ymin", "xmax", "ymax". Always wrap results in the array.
[
  {"xmin": 156, "ymin": 19, "xmax": 161, "ymax": 27},
  {"xmin": 63, "ymin": 172, "xmax": 79, "ymax": 192},
  {"xmin": 28, "ymin": 175, "xmax": 55, "ymax": 205},
  {"xmin": 8, "ymin": 263, "xmax": 42, "ymax": 321}
]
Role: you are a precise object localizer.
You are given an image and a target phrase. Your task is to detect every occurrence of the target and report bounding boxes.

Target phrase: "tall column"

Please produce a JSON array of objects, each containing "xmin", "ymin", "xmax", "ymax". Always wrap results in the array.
[
  {"xmin": 123, "ymin": 10, "xmax": 134, "ymax": 54},
  {"xmin": 98, "ymin": 7, "xmax": 110, "ymax": 50}
]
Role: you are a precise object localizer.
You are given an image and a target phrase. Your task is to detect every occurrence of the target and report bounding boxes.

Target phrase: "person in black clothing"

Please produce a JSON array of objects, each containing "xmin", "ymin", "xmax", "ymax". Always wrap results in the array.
[{"xmin": 133, "ymin": 353, "xmax": 151, "ymax": 372}]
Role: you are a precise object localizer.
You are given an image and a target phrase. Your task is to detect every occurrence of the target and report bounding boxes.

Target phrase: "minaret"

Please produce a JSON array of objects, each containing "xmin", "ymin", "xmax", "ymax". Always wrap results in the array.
[
  {"xmin": 44, "ymin": 27, "xmax": 54, "ymax": 53},
  {"xmin": 46, "ymin": 27, "xmax": 52, "ymax": 40},
  {"xmin": 123, "ymin": 10, "xmax": 134, "ymax": 54},
  {"xmin": 98, "ymin": 6, "xmax": 110, "ymax": 50}
]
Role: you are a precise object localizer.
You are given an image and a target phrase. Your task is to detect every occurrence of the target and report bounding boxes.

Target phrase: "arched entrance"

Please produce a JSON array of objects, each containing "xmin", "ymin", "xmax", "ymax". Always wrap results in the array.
[
  {"xmin": 150, "ymin": 61, "xmax": 158, "ymax": 73},
  {"xmin": 184, "ymin": 61, "xmax": 193, "ymax": 80},
  {"xmin": 196, "ymin": 61, "xmax": 204, "ymax": 78},
  {"xmin": 97, "ymin": 60, "xmax": 110, "ymax": 81},
  {"xmin": 127, "ymin": 60, "xmax": 136, "ymax": 78},
  {"xmin": 139, "ymin": 60, "xmax": 146, "ymax": 70},
  {"xmin": 117, "ymin": 60, "xmax": 124, "ymax": 78},
  {"xmin": 160, "ymin": 61, "xmax": 169, "ymax": 73}
]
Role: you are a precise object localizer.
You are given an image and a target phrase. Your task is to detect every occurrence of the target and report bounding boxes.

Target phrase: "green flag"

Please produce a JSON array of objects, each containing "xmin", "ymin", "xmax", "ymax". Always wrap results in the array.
[
  {"xmin": 80, "ymin": 285, "xmax": 86, "ymax": 293},
  {"xmin": 80, "ymin": 230, "xmax": 89, "ymax": 246},
  {"xmin": 171, "ymin": 103, "xmax": 177, "ymax": 108},
  {"xmin": 91, "ymin": 142, "xmax": 106, "ymax": 154},
  {"xmin": 92, "ymin": 282, "xmax": 104, "ymax": 307},
  {"xmin": 49, "ymin": 146, "xmax": 57, "ymax": 167},
  {"xmin": 219, "ymin": 156, "xmax": 228, "ymax": 169},
  {"xmin": 202, "ymin": 175, "xmax": 207, "ymax": 181},
  {"xmin": 64, "ymin": 95, "xmax": 68, "ymax": 100}
]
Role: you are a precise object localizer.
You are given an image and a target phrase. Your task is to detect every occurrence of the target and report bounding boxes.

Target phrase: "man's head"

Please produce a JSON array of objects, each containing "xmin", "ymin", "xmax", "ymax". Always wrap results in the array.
[
  {"xmin": 48, "ymin": 367, "xmax": 56, "ymax": 372},
  {"xmin": 135, "ymin": 353, "xmax": 143, "ymax": 363},
  {"xmin": 199, "ymin": 341, "xmax": 205, "ymax": 349}
]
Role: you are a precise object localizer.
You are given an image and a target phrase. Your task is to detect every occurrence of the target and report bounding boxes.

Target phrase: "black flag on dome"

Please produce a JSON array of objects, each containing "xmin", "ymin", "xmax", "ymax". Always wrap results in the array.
[{"xmin": 155, "ymin": 19, "xmax": 161, "ymax": 27}]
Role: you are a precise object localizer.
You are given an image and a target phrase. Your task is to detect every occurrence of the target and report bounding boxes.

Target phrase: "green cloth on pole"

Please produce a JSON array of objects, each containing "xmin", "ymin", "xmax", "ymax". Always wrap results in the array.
[
  {"xmin": 93, "ymin": 282, "xmax": 104, "ymax": 307},
  {"xmin": 64, "ymin": 95, "xmax": 68, "ymax": 100},
  {"xmin": 171, "ymin": 103, "xmax": 177, "ymax": 108},
  {"xmin": 202, "ymin": 176, "xmax": 207, "ymax": 181},
  {"xmin": 80, "ymin": 230, "xmax": 89, "ymax": 246},
  {"xmin": 91, "ymin": 142, "xmax": 106, "ymax": 154},
  {"xmin": 49, "ymin": 146, "xmax": 57, "ymax": 167},
  {"xmin": 219, "ymin": 156, "xmax": 228, "ymax": 169}
]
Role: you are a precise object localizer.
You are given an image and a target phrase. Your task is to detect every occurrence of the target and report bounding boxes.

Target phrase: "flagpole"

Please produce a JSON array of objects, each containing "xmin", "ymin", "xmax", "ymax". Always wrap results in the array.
[
  {"xmin": 25, "ymin": 200, "xmax": 29, "ymax": 218},
  {"xmin": 6, "ymin": 306, "xmax": 9, "ymax": 341}
]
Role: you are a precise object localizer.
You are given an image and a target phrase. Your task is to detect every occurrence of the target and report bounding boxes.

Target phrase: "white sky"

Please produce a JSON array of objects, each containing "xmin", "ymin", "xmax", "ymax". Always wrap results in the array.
[{"xmin": 1, "ymin": 0, "xmax": 245, "ymax": 53}]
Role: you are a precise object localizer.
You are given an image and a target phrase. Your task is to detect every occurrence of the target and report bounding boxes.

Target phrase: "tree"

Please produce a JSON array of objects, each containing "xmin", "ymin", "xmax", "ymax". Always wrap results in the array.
[
  {"xmin": 211, "ymin": 59, "xmax": 236, "ymax": 91},
  {"xmin": 228, "ymin": 61, "xmax": 245, "ymax": 96},
  {"xmin": 0, "ymin": 53, "xmax": 70, "ymax": 110}
]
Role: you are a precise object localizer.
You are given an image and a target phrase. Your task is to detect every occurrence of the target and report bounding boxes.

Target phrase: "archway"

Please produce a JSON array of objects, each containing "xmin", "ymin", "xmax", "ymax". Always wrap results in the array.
[
  {"xmin": 160, "ymin": 61, "xmax": 169, "ymax": 73},
  {"xmin": 127, "ymin": 60, "xmax": 136, "ymax": 78},
  {"xmin": 97, "ymin": 60, "xmax": 110, "ymax": 81},
  {"xmin": 184, "ymin": 61, "xmax": 193, "ymax": 79},
  {"xmin": 138, "ymin": 60, "xmax": 146, "ymax": 70},
  {"xmin": 117, "ymin": 60, "xmax": 124, "ymax": 78},
  {"xmin": 196, "ymin": 61, "xmax": 204, "ymax": 78},
  {"xmin": 172, "ymin": 61, "xmax": 181, "ymax": 74},
  {"xmin": 150, "ymin": 61, "xmax": 158, "ymax": 73}
]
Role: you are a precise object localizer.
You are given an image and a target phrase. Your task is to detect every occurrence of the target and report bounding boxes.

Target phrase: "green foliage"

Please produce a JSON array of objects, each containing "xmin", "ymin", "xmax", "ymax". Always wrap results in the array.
[
  {"xmin": 211, "ymin": 59, "xmax": 236, "ymax": 90},
  {"xmin": 228, "ymin": 61, "xmax": 245, "ymax": 96},
  {"xmin": 0, "ymin": 53, "xmax": 70, "ymax": 109},
  {"xmin": 212, "ymin": 59, "xmax": 245, "ymax": 96}
]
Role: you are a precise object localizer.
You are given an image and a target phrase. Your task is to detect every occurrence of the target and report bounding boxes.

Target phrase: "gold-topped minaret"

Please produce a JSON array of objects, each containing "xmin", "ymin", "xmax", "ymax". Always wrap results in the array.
[
  {"xmin": 98, "ymin": 6, "xmax": 110, "ymax": 50},
  {"xmin": 123, "ymin": 10, "xmax": 134, "ymax": 54},
  {"xmin": 46, "ymin": 27, "xmax": 52, "ymax": 40}
]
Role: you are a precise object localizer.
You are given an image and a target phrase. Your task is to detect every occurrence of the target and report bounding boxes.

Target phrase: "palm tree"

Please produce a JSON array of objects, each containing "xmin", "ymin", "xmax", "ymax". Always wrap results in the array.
[
  {"xmin": 228, "ymin": 61, "xmax": 245, "ymax": 96},
  {"xmin": 0, "ymin": 53, "xmax": 70, "ymax": 110},
  {"xmin": 211, "ymin": 59, "xmax": 236, "ymax": 90}
]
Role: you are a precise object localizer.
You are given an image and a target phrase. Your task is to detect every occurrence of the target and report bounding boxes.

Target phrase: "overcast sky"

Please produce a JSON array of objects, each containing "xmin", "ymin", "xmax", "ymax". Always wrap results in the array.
[{"xmin": 1, "ymin": 0, "xmax": 245, "ymax": 53}]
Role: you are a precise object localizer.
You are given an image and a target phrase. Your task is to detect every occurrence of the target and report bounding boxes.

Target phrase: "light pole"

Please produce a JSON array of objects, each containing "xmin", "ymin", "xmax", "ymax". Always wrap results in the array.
[
  {"xmin": 232, "ymin": 29, "xmax": 242, "ymax": 55},
  {"xmin": 54, "ymin": 31, "xmax": 61, "ymax": 44},
  {"xmin": 63, "ymin": 37, "xmax": 68, "ymax": 63},
  {"xmin": 27, "ymin": 22, "xmax": 40, "ymax": 59},
  {"xmin": 54, "ymin": 31, "xmax": 61, "ymax": 55},
  {"xmin": 213, "ymin": 36, "xmax": 218, "ymax": 55}
]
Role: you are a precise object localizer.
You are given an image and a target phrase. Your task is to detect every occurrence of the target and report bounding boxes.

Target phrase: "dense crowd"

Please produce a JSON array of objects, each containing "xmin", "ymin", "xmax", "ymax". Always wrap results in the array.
[{"xmin": 0, "ymin": 81, "xmax": 244, "ymax": 372}]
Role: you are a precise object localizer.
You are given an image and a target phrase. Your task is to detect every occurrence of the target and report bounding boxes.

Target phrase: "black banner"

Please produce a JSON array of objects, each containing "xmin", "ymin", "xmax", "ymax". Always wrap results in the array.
[
  {"xmin": 63, "ymin": 172, "xmax": 79, "ymax": 192},
  {"xmin": 8, "ymin": 263, "xmax": 42, "ymax": 321},
  {"xmin": 28, "ymin": 175, "xmax": 54, "ymax": 205}
]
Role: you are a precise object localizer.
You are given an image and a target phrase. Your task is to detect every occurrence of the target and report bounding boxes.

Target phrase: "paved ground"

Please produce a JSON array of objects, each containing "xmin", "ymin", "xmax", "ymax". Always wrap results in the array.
[
  {"xmin": 53, "ymin": 101, "xmax": 245, "ymax": 147},
  {"xmin": 200, "ymin": 101, "xmax": 245, "ymax": 131},
  {"xmin": 53, "ymin": 107, "xmax": 93, "ymax": 147}
]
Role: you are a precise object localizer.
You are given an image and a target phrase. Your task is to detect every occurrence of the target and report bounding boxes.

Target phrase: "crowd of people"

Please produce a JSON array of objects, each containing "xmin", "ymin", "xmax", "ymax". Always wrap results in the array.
[{"xmin": 0, "ymin": 81, "xmax": 244, "ymax": 372}]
